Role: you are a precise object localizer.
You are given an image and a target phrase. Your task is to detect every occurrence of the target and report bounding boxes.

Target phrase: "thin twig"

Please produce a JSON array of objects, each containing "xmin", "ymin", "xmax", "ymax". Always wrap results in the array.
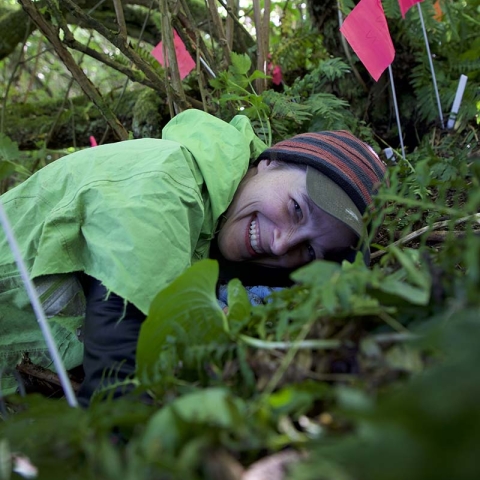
[
  {"xmin": 174, "ymin": 2, "xmax": 217, "ymax": 80},
  {"xmin": 263, "ymin": 0, "xmax": 271, "ymax": 86},
  {"xmin": 371, "ymin": 213, "xmax": 480, "ymax": 260},
  {"xmin": 0, "ymin": 18, "xmax": 31, "ymax": 134},
  {"xmin": 62, "ymin": 36, "xmax": 158, "ymax": 90},
  {"xmin": 175, "ymin": 5, "xmax": 214, "ymax": 66},
  {"xmin": 196, "ymin": 32, "xmax": 209, "ymax": 112},
  {"xmin": 216, "ymin": 0, "xmax": 255, "ymax": 45},
  {"xmin": 113, "ymin": 0, "xmax": 128, "ymax": 40},
  {"xmin": 22, "ymin": 36, "xmax": 43, "ymax": 103},
  {"xmin": 225, "ymin": 0, "xmax": 234, "ymax": 51}
]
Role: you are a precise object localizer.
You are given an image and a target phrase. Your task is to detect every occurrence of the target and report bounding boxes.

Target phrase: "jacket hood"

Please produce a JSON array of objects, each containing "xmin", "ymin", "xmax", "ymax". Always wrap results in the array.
[{"xmin": 162, "ymin": 109, "xmax": 267, "ymax": 221}]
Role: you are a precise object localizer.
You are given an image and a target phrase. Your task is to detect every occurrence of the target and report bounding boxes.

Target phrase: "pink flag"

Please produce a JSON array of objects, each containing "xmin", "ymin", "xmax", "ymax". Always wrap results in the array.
[
  {"xmin": 398, "ymin": 0, "xmax": 423, "ymax": 18},
  {"xmin": 151, "ymin": 30, "xmax": 195, "ymax": 80},
  {"xmin": 340, "ymin": 0, "xmax": 395, "ymax": 82}
]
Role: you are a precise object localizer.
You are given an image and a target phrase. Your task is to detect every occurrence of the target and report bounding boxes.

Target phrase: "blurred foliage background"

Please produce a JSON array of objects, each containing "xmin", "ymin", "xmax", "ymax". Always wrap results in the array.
[{"xmin": 0, "ymin": 0, "xmax": 479, "ymax": 478}]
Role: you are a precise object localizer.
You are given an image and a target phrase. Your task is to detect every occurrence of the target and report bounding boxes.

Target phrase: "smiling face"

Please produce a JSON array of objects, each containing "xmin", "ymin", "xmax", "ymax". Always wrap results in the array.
[{"xmin": 217, "ymin": 160, "xmax": 358, "ymax": 269}]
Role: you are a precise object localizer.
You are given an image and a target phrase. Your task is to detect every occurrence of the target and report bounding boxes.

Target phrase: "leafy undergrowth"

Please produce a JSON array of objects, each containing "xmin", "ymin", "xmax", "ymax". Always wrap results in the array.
[{"xmin": 1, "ymin": 128, "xmax": 480, "ymax": 480}]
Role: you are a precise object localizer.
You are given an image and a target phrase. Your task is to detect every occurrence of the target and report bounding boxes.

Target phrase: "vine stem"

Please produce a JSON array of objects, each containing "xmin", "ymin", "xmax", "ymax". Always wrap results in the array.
[
  {"xmin": 259, "ymin": 320, "xmax": 315, "ymax": 397},
  {"xmin": 239, "ymin": 334, "xmax": 346, "ymax": 350}
]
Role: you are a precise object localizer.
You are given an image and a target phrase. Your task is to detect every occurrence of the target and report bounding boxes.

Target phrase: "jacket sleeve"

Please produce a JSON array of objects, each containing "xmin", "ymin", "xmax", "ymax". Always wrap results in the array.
[{"xmin": 77, "ymin": 275, "xmax": 146, "ymax": 407}]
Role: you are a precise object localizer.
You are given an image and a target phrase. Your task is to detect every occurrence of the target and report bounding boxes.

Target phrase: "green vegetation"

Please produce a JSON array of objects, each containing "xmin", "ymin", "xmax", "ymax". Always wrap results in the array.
[{"xmin": 0, "ymin": 0, "xmax": 479, "ymax": 478}]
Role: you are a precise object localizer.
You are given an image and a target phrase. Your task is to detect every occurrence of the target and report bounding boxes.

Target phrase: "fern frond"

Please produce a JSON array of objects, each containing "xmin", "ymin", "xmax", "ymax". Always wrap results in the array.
[
  {"xmin": 263, "ymin": 90, "xmax": 311, "ymax": 124},
  {"xmin": 287, "ymin": 58, "xmax": 350, "ymax": 98}
]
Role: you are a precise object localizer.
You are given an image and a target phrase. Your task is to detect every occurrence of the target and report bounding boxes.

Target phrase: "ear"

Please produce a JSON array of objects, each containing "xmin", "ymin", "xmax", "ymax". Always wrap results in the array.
[{"xmin": 257, "ymin": 158, "xmax": 278, "ymax": 171}]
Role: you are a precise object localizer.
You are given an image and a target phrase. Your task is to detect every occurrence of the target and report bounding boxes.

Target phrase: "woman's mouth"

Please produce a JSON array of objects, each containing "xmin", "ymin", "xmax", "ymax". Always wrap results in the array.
[{"xmin": 248, "ymin": 218, "xmax": 262, "ymax": 255}]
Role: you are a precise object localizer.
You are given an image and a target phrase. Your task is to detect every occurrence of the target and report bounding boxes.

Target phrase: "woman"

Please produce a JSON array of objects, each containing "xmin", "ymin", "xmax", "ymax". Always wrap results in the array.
[{"xmin": 0, "ymin": 109, "xmax": 386, "ymax": 405}]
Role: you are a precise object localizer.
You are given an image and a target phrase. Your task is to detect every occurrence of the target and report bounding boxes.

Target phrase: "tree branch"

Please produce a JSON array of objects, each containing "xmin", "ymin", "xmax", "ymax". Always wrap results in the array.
[
  {"xmin": 159, "ymin": 0, "xmax": 189, "ymax": 113},
  {"xmin": 18, "ymin": 0, "xmax": 129, "ymax": 140},
  {"xmin": 62, "ymin": 0, "xmax": 168, "ymax": 95},
  {"xmin": 205, "ymin": 0, "xmax": 231, "ymax": 68}
]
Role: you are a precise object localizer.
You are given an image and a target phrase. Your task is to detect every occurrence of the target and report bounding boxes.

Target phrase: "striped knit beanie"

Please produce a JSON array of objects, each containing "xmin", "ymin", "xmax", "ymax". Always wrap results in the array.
[{"xmin": 256, "ymin": 131, "xmax": 387, "ymax": 239}]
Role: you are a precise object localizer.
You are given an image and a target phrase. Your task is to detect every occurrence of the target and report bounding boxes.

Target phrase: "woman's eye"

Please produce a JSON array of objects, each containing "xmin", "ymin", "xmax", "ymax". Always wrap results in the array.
[
  {"xmin": 293, "ymin": 200, "xmax": 303, "ymax": 218},
  {"xmin": 307, "ymin": 244, "xmax": 316, "ymax": 261}
]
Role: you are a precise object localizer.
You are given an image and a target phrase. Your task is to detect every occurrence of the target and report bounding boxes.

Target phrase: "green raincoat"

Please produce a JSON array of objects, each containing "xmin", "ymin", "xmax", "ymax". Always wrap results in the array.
[{"xmin": 0, "ymin": 109, "xmax": 266, "ymax": 394}]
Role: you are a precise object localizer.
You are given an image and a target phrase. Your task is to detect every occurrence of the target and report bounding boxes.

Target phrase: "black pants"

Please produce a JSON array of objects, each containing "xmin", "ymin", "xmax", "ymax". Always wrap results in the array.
[{"xmin": 77, "ymin": 275, "xmax": 146, "ymax": 407}]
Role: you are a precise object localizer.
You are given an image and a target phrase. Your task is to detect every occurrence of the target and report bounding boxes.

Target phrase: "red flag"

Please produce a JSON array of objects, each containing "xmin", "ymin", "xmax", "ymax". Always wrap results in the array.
[
  {"xmin": 340, "ymin": 0, "xmax": 395, "ymax": 82},
  {"xmin": 151, "ymin": 30, "xmax": 195, "ymax": 80},
  {"xmin": 397, "ymin": 0, "xmax": 423, "ymax": 18}
]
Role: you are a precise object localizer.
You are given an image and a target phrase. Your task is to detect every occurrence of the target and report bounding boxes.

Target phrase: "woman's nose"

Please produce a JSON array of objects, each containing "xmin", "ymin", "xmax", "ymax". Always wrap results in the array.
[{"xmin": 271, "ymin": 228, "xmax": 296, "ymax": 257}]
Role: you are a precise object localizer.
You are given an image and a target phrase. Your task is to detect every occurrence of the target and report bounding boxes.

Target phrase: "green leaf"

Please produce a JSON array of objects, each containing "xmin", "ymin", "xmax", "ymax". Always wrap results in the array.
[
  {"xmin": 136, "ymin": 259, "xmax": 228, "ymax": 375},
  {"xmin": 0, "ymin": 134, "xmax": 20, "ymax": 162},
  {"xmin": 0, "ymin": 160, "xmax": 15, "ymax": 181},
  {"xmin": 226, "ymin": 279, "xmax": 251, "ymax": 335},
  {"xmin": 230, "ymin": 52, "xmax": 251, "ymax": 76},
  {"xmin": 390, "ymin": 246, "xmax": 431, "ymax": 290},
  {"xmin": 378, "ymin": 276, "xmax": 430, "ymax": 306},
  {"xmin": 142, "ymin": 387, "xmax": 246, "ymax": 456},
  {"xmin": 291, "ymin": 260, "xmax": 342, "ymax": 286},
  {"xmin": 0, "ymin": 439, "xmax": 11, "ymax": 480},
  {"xmin": 248, "ymin": 70, "xmax": 269, "ymax": 82},
  {"xmin": 377, "ymin": 248, "xmax": 432, "ymax": 306},
  {"xmin": 267, "ymin": 381, "xmax": 331, "ymax": 417}
]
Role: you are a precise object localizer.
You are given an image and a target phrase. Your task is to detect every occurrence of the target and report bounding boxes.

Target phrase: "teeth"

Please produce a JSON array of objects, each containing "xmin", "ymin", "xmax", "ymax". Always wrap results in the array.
[{"xmin": 249, "ymin": 219, "xmax": 261, "ymax": 254}]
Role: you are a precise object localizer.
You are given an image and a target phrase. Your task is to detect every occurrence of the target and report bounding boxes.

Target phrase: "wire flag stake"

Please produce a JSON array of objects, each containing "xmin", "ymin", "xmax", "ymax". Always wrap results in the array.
[
  {"xmin": 388, "ymin": 65, "xmax": 406, "ymax": 159},
  {"xmin": 417, "ymin": 3, "xmax": 444, "ymax": 128},
  {"xmin": 0, "ymin": 199, "xmax": 78, "ymax": 408}
]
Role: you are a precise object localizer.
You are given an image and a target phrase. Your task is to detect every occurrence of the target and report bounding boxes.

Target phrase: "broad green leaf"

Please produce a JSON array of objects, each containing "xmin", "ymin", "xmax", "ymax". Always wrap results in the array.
[
  {"xmin": 142, "ymin": 387, "xmax": 246, "ymax": 456},
  {"xmin": 291, "ymin": 260, "xmax": 341, "ymax": 286},
  {"xmin": 136, "ymin": 259, "xmax": 228, "ymax": 375}
]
